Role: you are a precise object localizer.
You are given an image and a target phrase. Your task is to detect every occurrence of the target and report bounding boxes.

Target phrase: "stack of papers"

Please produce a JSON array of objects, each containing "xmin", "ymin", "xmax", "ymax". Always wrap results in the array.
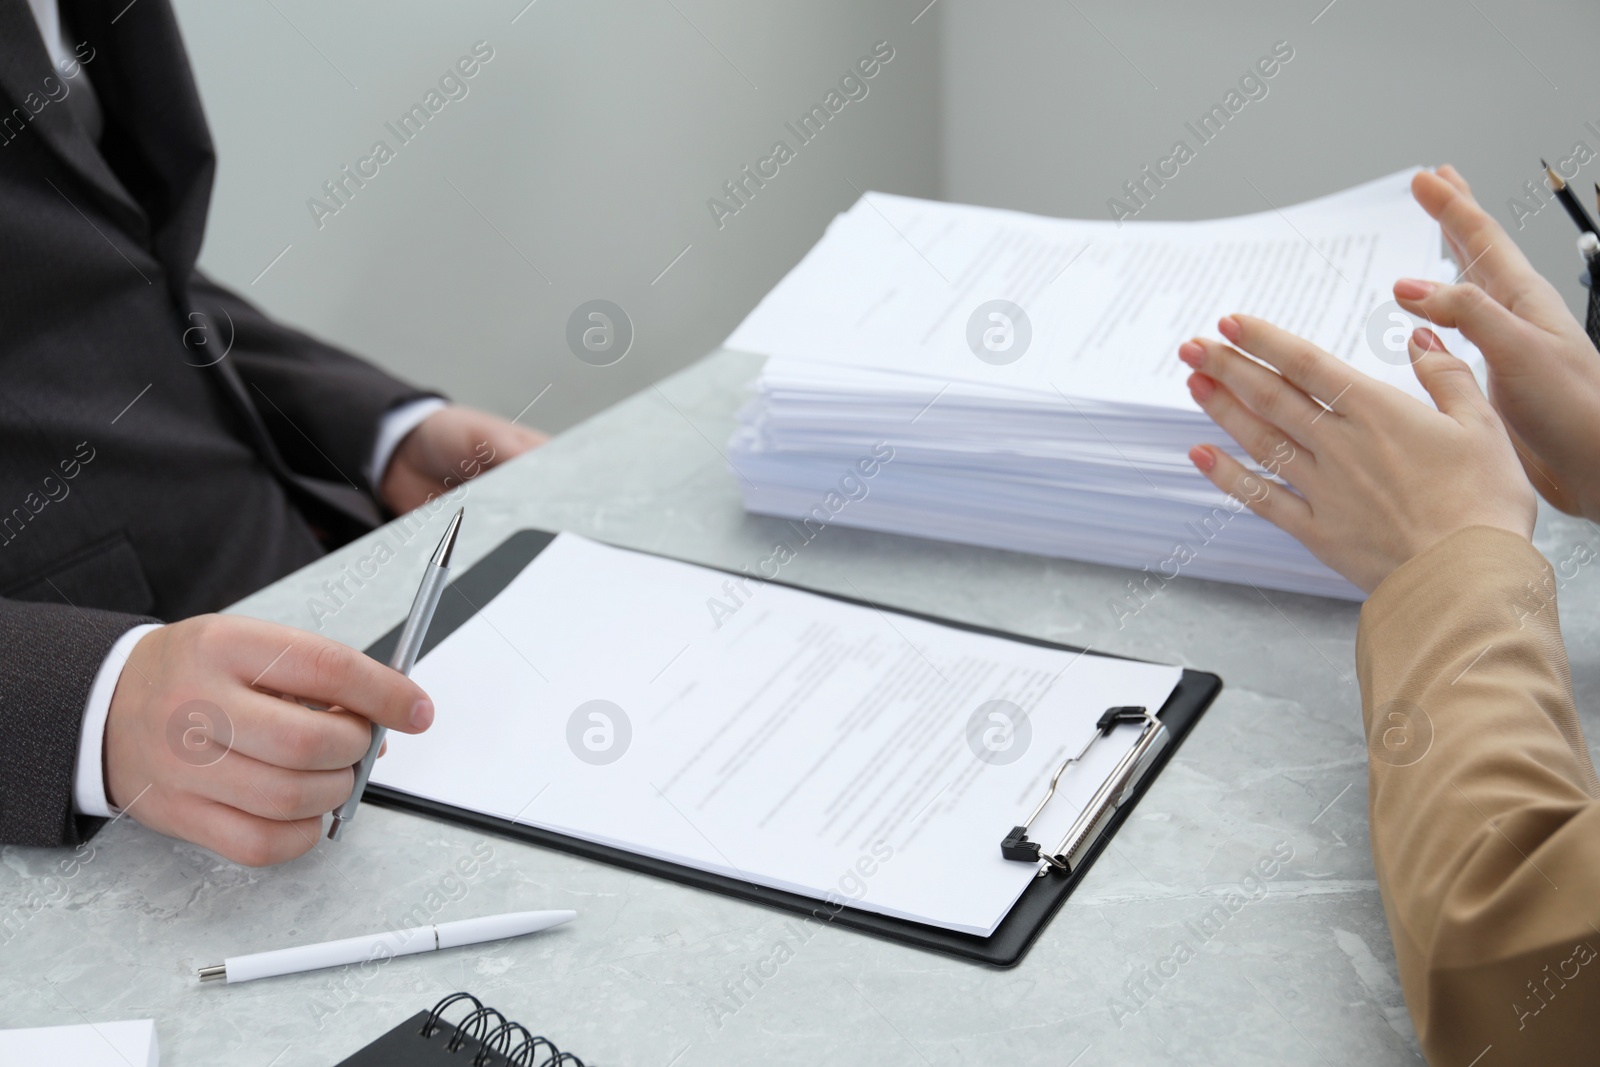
[{"xmin": 724, "ymin": 169, "xmax": 1472, "ymax": 600}]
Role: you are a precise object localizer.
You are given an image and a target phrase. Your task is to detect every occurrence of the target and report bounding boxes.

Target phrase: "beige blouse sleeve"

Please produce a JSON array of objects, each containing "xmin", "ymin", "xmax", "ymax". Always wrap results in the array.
[{"xmin": 1356, "ymin": 525, "xmax": 1600, "ymax": 1064}]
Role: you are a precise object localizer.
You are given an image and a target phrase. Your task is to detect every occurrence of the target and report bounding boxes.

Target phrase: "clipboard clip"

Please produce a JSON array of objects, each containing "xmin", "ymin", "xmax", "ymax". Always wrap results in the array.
[{"xmin": 1000, "ymin": 705, "xmax": 1169, "ymax": 876}]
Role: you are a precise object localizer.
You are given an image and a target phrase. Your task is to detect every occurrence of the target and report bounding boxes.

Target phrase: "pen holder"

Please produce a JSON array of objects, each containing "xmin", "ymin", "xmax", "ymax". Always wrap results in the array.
[{"xmin": 1587, "ymin": 271, "xmax": 1600, "ymax": 353}]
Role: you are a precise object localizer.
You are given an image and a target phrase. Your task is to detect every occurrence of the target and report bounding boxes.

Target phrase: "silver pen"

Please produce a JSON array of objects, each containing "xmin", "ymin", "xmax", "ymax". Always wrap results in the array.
[{"xmin": 327, "ymin": 507, "xmax": 463, "ymax": 841}]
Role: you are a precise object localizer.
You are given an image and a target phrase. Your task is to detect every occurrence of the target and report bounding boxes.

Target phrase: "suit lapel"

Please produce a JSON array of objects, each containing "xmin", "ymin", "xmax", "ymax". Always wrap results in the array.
[
  {"xmin": 4, "ymin": 0, "xmax": 381, "ymax": 541},
  {"xmin": 62, "ymin": 0, "xmax": 216, "ymax": 284},
  {"xmin": 0, "ymin": 0, "xmax": 145, "ymax": 234}
]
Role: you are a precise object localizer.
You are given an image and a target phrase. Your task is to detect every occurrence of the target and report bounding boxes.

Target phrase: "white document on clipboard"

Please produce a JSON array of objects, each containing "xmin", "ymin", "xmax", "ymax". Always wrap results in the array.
[{"xmin": 374, "ymin": 534, "xmax": 1181, "ymax": 936}]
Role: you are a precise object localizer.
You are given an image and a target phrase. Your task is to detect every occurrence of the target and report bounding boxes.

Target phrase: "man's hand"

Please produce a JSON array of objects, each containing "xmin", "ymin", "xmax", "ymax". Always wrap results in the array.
[
  {"xmin": 1182, "ymin": 314, "xmax": 1536, "ymax": 594},
  {"xmin": 1395, "ymin": 165, "xmax": 1600, "ymax": 521},
  {"xmin": 104, "ymin": 615, "xmax": 434, "ymax": 866},
  {"xmin": 380, "ymin": 405, "xmax": 546, "ymax": 514}
]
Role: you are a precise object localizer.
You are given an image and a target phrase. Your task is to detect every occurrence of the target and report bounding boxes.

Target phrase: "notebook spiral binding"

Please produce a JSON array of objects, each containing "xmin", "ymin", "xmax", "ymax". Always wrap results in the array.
[{"xmin": 420, "ymin": 993, "xmax": 587, "ymax": 1066}]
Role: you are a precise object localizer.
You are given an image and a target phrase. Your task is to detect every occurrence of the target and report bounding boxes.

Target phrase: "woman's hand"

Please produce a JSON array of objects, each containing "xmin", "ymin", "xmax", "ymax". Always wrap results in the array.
[
  {"xmin": 1181, "ymin": 313, "xmax": 1535, "ymax": 594},
  {"xmin": 1395, "ymin": 166, "xmax": 1600, "ymax": 521}
]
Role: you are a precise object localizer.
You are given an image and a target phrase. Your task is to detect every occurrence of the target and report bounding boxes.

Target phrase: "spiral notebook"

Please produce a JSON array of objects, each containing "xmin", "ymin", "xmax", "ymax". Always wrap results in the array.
[
  {"xmin": 363, "ymin": 529, "xmax": 1221, "ymax": 966},
  {"xmin": 335, "ymin": 993, "xmax": 586, "ymax": 1066}
]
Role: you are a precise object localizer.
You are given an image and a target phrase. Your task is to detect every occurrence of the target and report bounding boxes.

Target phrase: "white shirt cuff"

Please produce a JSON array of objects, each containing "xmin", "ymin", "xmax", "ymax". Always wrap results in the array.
[
  {"xmin": 369, "ymin": 398, "xmax": 447, "ymax": 488},
  {"xmin": 75, "ymin": 623, "xmax": 162, "ymax": 818}
]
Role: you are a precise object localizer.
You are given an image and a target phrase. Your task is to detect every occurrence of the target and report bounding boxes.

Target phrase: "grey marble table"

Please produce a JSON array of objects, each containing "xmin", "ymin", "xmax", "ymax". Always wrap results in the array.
[{"xmin": 5, "ymin": 349, "xmax": 1599, "ymax": 1066}]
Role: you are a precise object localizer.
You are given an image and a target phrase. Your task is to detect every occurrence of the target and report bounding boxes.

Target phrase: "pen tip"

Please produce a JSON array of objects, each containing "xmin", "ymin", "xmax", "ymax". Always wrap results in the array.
[{"xmin": 431, "ymin": 508, "xmax": 464, "ymax": 567}]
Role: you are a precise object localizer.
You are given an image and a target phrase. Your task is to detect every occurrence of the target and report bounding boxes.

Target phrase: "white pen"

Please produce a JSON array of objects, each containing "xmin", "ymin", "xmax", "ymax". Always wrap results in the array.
[{"xmin": 197, "ymin": 909, "xmax": 575, "ymax": 984}]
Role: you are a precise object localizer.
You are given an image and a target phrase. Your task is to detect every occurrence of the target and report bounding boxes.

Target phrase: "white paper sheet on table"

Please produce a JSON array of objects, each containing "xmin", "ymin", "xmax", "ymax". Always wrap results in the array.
[
  {"xmin": 373, "ymin": 533, "xmax": 1182, "ymax": 937},
  {"xmin": 0, "ymin": 1020, "xmax": 159, "ymax": 1065}
]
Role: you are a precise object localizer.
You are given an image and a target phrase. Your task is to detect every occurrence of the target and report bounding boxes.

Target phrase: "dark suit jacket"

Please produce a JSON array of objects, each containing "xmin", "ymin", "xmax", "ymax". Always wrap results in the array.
[{"xmin": 0, "ymin": 0, "xmax": 435, "ymax": 847}]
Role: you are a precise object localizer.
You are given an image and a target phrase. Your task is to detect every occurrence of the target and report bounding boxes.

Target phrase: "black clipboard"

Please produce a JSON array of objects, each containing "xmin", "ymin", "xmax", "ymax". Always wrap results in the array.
[{"xmin": 361, "ymin": 529, "xmax": 1222, "ymax": 968}]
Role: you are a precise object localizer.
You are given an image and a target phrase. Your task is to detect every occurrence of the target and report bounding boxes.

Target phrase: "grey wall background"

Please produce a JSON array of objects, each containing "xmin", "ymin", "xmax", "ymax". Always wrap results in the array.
[
  {"xmin": 173, "ymin": 0, "xmax": 940, "ymax": 435},
  {"xmin": 940, "ymin": 0, "xmax": 1600, "ymax": 322},
  {"xmin": 176, "ymin": 0, "xmax": 1600, "ymax": 434}
]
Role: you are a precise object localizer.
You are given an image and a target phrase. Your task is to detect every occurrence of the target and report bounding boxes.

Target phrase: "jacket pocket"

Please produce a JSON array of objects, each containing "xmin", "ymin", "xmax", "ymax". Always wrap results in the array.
[{"xmin": 3, "ymin": 530, "xmax": 157, "ymax": 616}]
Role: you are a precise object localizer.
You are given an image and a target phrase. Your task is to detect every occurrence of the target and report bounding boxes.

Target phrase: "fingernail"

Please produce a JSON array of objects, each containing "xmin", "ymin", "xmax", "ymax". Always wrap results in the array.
[
  {"xmin": 1411, "ymin": 327, "xmax": 1442, "ymax": 352},
  {"xmin": 1394, "ymin": 278, "xmax": 1435, "ymax": 300},
  {"xmin": 1217, "ymin": 315, "xmax": 1242, "ymax": 342},
  {"xmin": 1178, "ymin": 341, "xmax": 1205, "ymax": 369},
  {"xmin": 1188, "ymin": 373, "xmax": 1216, "ymax": 401},
  {"xmin": 1189, "ymin": 445, "xmax": 1216, "ymax": 472},
  {"xmin": 410, "ymin": 698, "xmax": 434, "ymax": 730}
]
